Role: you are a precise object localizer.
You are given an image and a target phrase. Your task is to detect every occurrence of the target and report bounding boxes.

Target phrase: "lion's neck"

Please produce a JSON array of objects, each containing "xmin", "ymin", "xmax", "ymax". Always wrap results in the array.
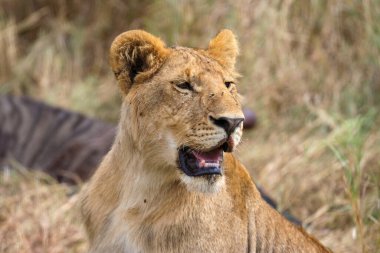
[{"xmin": 104, "ymin": 104, "xmax": 180, "ymax": 204}]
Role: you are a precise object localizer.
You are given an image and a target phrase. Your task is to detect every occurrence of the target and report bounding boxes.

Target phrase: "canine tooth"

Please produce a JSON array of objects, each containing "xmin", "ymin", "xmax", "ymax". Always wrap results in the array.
[{"xmin": 200, "ymin": 160, "xmax": 206, "ymax": 167}]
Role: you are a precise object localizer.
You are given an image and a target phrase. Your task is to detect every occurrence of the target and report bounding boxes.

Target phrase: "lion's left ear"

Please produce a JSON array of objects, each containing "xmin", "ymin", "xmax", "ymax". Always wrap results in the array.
[{"xmin": 207, "ymin": 29, "xmax": 239, "ymax": 70}]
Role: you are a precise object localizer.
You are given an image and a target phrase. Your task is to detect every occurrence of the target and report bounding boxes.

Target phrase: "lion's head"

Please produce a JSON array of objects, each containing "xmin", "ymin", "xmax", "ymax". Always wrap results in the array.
[{"xmin": 110, "ymin": 30, "xmax": 244, "ymax": 193}]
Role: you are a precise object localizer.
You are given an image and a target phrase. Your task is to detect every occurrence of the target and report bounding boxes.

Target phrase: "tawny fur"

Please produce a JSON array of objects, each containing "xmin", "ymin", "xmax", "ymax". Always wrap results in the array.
[{"xmin": 80, "ymin": 29, "xmax": 331, "ymax": 253}]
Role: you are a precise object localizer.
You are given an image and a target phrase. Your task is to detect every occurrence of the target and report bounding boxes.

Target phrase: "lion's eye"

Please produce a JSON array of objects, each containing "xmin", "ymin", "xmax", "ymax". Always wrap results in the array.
[
  {"xmin": 176, "ymin": 82, "xmax": 193, "ymax": 91},
  {"xmin": 225, "ymin": 81, "xmax": 233, "ymax": 89}
]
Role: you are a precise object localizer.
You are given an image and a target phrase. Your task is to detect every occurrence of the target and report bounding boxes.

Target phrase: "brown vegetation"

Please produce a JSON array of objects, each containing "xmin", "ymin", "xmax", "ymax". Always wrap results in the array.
[{"xmin": 0, "ymin": 1, "xmax": 379, "ymax": 252}]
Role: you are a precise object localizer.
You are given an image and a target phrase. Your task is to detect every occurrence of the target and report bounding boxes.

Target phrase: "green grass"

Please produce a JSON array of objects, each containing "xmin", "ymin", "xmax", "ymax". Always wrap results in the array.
[{"xmin": 328, "ymin": 111, "xmax": 377, "ymax": 253}]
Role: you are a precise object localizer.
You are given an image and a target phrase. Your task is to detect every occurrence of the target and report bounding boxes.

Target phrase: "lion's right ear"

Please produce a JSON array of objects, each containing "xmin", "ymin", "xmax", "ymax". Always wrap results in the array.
[
  {"xmin": 109, "ymin": 30, "xmax": 169, "ymax": 95},
  {"xmin": 207, "ymin": 29, "xmax": 239, "ymax": 71}
]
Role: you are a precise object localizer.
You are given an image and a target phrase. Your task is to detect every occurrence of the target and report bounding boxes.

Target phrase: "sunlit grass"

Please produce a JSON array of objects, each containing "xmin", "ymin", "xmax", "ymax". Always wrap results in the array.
[
  {"xmin": 0, "ymin": 164, "xmax": 87, "ymax": 253},
  {"xmin": 1, "ymin": 0, "xmax": 379, "ymax": 252}
]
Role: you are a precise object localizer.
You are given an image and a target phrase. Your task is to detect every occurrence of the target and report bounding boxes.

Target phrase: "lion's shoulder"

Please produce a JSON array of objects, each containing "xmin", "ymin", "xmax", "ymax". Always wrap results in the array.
[{"xmin": 223, "ymin": 154, "xmax": 261, "ymax": 217}]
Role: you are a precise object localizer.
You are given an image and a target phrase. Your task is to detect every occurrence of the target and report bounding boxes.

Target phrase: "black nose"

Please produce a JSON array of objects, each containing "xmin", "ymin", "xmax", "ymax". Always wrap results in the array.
[{"xmin": 210, "ymin": 116, "xmax": 244, "ymax": 136}]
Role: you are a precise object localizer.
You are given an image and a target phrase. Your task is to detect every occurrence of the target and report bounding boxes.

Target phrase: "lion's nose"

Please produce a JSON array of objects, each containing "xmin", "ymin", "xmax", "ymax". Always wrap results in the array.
[{"xmin": 209, "ymin": 116, "xmax": 244, "ymax": 136}]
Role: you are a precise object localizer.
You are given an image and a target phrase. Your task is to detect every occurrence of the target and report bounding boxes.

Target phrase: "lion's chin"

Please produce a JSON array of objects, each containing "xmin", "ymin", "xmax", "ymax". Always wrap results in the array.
[{"xmin": 179, "ymin": 173, "xmax": 225, "ymax": 194}]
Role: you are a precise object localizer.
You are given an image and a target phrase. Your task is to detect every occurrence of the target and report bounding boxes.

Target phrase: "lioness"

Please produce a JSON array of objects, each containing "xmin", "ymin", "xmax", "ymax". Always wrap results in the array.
[{"xmin": 80, "ymin": 29, "xmax": 331, "ymax": 253}]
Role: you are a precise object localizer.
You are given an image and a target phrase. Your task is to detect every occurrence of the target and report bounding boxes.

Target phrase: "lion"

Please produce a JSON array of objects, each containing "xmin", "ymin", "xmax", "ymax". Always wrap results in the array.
[{"xmin": 80, "ymin": 29, "xmax": 332, "ymax": 253}]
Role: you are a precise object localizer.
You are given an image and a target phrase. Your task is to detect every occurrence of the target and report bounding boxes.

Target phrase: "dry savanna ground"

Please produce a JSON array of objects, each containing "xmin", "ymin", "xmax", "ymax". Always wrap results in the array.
[{"xmin": 1, "ymin": 1, "xmax": 380, "ymax": 252}]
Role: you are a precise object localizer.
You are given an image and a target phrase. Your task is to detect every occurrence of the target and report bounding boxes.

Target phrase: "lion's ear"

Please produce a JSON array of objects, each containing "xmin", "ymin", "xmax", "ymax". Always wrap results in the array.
[
  {"xmin": 207, "ymin": 29, "xmax": 239, "ymax": 71},
  {"xmin": 110, "ymin": 30, "xmax": 169, "ymax": 95}
]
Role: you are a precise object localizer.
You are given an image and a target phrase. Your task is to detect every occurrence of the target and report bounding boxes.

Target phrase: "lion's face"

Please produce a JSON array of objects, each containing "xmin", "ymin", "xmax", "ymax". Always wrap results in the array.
[{"xmin": 110, "ymin": 30, "xmax": 244, "ymax": 193}]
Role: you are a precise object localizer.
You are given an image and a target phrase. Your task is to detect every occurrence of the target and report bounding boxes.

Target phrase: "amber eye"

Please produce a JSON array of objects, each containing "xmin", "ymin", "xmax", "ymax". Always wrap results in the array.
[
  {"xmin": 176, "ymin": 82, "xmax": 193, "ymax": 91},
  {"xmin": 225, "ymin": 81, "xmax": 233, "ymax": 88}
]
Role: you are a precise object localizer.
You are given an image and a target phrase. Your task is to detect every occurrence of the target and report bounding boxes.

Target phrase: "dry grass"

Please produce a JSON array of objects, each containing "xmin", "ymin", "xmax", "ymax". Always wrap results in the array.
[
  {"xmin": 0, "ymin": 164, "xmax": 87, "ymax": 253},
  {"xmin": 1, "ymin": 0, "xmax": 380, "ymax": 252}
]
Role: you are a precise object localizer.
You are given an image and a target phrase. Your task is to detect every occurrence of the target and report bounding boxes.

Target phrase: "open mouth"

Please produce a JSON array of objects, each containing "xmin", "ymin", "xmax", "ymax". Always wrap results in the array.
[{"xmin": 178, "ymin": 139, "xmax": 234, "ymax": 177}]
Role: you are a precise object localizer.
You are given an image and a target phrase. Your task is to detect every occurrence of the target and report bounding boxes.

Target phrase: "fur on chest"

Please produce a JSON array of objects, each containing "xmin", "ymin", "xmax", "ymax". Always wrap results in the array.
[{"xmin": 106, "ymin": 189, "xmax": 248, "ymax": 253}]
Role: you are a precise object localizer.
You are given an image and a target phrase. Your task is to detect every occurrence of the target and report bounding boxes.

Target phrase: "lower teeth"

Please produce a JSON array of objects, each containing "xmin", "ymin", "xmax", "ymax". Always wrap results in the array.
[
  {"xmin": 203, "ymin": 162, "xmax": 219, "ymax": 168},
  {"xmin": 199, "ymin": 159, "xmax": 219, "ymax": 168}
]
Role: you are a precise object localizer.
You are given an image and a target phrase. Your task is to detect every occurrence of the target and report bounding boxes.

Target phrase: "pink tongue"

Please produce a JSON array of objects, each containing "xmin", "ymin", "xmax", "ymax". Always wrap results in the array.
[{"xmin": 192, "ymin": 149, "xmax": 222, "ymax": 162}]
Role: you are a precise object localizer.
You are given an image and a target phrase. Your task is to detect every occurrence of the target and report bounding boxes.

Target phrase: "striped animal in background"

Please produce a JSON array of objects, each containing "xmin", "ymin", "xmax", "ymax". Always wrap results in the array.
[{"xmin": 0, "ymin": 95, "xmax": 115, "ymax": 183}]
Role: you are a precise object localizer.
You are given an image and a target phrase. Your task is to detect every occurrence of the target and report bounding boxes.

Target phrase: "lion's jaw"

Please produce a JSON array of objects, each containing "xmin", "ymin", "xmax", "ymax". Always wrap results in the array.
[
  {"xmin": 110, "ymin": 30, "xmax": 244, "ymax": 194},
  {"xmin": 175, "ymin": 118, "xmax": 243, "ymax": 193}
]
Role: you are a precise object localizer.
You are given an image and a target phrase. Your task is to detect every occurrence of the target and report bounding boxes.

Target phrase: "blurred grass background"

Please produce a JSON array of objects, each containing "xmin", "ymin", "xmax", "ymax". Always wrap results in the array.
[{"xmin": 0, "ymin": 0, "xmax": 379, "ymax": 252}]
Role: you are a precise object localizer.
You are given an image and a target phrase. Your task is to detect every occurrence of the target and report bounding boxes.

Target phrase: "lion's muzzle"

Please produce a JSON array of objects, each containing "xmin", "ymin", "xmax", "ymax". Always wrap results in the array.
[{"xmin": 209, "ymin": 116, "xmax": 244, "ymax": 136}]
